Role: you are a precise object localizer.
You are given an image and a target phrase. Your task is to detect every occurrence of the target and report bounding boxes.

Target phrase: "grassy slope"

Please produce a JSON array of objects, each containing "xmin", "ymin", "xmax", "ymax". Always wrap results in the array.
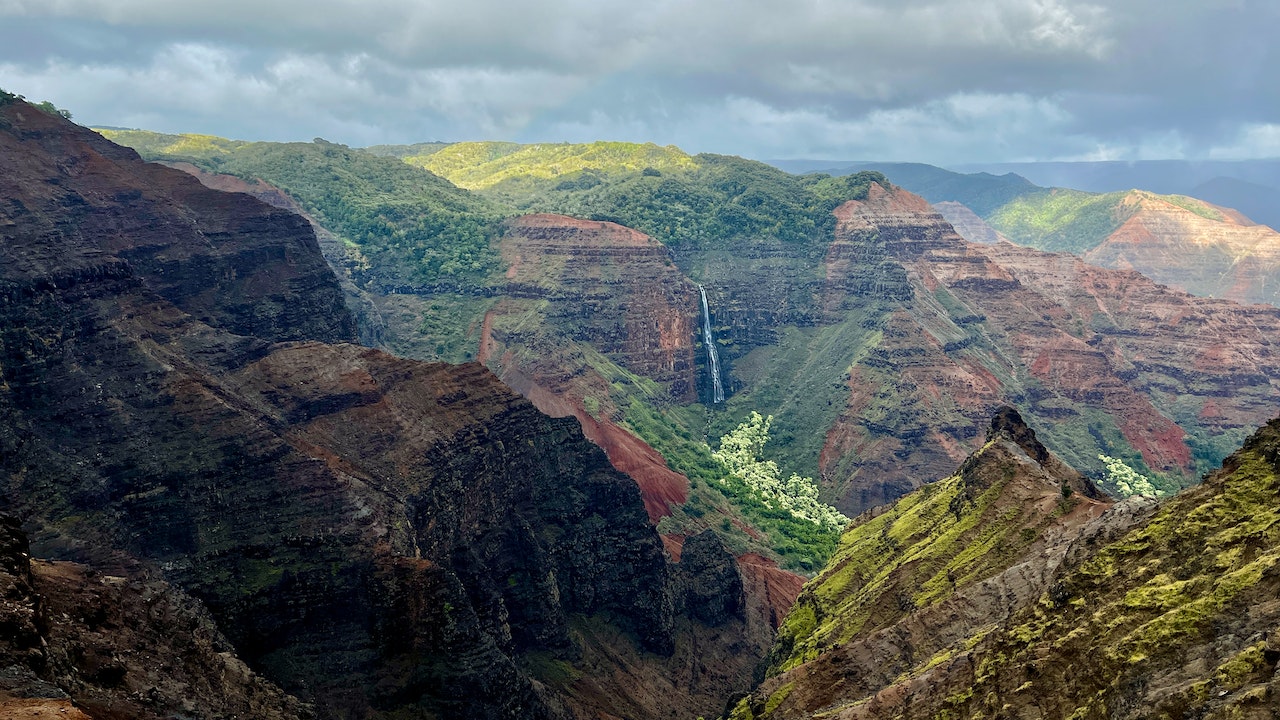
[
  {"xmin": 950, "ymin": 418, "xmax": 1280, "ymax": 718},
  {"xmin": 768, "ymin": 437, "xmax": 1075, "ymax": 674},
  {"xmin": 748, "ymin": 418, "xmax": 1280, "ymax": 719}
]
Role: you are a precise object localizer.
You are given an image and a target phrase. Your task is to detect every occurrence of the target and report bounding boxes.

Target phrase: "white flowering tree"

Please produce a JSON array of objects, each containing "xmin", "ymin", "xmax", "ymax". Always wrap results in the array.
[
  {"xmin": 713, "ymin": 412, "xmax": 849, "ymax": 532},
  {"xmin": 1098, "ymin": 453, "xmax": 1163, "ymax": 497}
]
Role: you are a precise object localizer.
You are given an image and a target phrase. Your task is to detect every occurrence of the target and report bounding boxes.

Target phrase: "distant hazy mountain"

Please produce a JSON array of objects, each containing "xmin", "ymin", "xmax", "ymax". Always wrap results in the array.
[
  {"xmin": 952, "ymin": 159, "xmax": 1280, "ymax": 231},
  {"xmin": 767, "ymin": 160, "xmax": 1038, "ymax": 217}
]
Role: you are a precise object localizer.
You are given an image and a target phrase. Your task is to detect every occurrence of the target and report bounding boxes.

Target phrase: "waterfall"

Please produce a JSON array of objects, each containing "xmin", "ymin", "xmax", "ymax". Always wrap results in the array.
[{"xmin": 698, "ymin": 285, "xmax": 725, "ymax": 404}]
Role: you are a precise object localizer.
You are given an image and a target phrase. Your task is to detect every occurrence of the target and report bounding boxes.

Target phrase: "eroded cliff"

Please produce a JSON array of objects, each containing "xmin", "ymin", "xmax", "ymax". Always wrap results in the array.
[{"xmin": 0, "ymin": 101, "xmax": 775, "ymax": 720}]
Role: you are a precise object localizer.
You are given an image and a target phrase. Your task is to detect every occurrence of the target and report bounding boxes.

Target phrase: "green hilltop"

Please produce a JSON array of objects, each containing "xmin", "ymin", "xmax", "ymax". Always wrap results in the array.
[{"xmin": 405, "ymin": 140, "xmax": 698, "ymax": 190}]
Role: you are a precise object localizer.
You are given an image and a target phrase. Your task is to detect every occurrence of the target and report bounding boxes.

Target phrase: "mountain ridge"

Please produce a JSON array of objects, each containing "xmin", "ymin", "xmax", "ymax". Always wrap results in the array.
[{"xmin": 737, "ymin": 411, "xmax": 1280, "ymax": 719}]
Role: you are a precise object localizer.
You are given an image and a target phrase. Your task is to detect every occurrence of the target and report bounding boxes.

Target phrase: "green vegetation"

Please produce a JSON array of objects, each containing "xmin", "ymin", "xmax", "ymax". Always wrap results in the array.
[
  {"xmin": 712, "ymin": 309, "xmax": 885, "ymax": 489},
  {"xmin": 361, "ymin": 141, "xmax": 451, "ymax": 159},
  {"xmin": 407, "ymin": 141, "xmax": 890, "ymax": 251},
  {"xmin": 97, "ymin": 129, "xmax": 247, "ymax": 157},
  {"xmin": 635, "ymin": 401, "xmax": 845, "ymax": 572},
  {"xmin": 414, "ymin": 293, "xmax": 496, "ymax": 362},
  {"xmin": 1098, "ymin": 453, "xmax": 1163, "ymax": 497},
  {"xmin": 531, "ymin": 159, "xmax": 885, "ymax": 249},
  {"xmin": 986, "ymin": 188, "xmax": 1133, "ymax": 253},
  {"xmin": 1162, "ymin": 193, "xmax": 1227, "ymax": 222},
  {"xmin": 98, "ymin": 129, "xmax": 505, "ymax": 286},
  {"xmin": 937, "ymin": 419, "xmax": 1280, "ymax": 717},
  {"xmin": 712, "ymin": 412, "xmax": 848, "ymax": 532},
  {"xmin": 769, "ymin": 438, "xmax": 1065, "ymax": 673},
  {"xmin": 407, "ymin": 140, "xmax": 698, "ymax": 191},
  {"xmin": 0, "ymin": 88, "xmax": 72, "ymax": 118}
]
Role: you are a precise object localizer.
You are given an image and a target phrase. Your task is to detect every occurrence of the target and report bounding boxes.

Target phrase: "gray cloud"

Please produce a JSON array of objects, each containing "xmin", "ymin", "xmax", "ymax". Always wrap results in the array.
[{"xmin": 1, "ymin": 0, "xmax": 1274, "ymax": 164}]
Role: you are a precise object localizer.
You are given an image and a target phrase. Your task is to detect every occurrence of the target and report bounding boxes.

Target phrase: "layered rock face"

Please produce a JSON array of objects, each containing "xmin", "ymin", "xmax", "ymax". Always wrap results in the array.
[
  {"xmin": 0, "ymin": 102, "xmax": 768, "ymax": 720},
  {"xmin": 1082, "ymin": 190, "xmax": 1280, "ymax": 306},
  {"xmin": 822, "ymin": 184, "xmax": 1280, "ymax": 513},
  {"xmin": 738, "ymin": 416, "xmax": 1280, "ymax": 720},
  {"xmin": 0, "ymin": 515, "xmax": 309, "ymax": 719},
  {"xmin": 497, "ymin": 213, "xmax": 698, "ymax": 396},
  {"xmin": 481, "ymin": 213, "xmax": 699, "ymax": 521}
]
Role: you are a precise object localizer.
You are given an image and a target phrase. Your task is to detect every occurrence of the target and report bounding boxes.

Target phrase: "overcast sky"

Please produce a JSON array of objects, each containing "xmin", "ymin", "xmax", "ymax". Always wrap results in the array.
[{"xmin": 1, "ymin": 0, "xmax": 1275, "ymax": 165}]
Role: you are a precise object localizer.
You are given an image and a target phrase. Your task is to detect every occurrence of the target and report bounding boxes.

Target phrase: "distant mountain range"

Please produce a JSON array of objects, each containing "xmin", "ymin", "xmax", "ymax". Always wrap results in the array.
[
  {"xmin": 774, "ymin": 157, "xmax": 1280, "ymax": 234},
  {"xmin": 771, "ymin": 159, "xmax": 1280, "ymax": 307}
]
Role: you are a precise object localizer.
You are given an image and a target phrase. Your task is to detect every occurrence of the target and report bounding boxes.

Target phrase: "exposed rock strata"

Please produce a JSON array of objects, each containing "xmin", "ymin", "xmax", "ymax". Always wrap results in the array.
[
  {"xmin": 0, "ymin": 515, "xmax": 310, "ymax": 720},
  {"xmin": 823, "ymin": 184, "xmax": 1280, "ymax": 513},
  {"xmin": 1082, "ymin": 190, "xmax": 1280, "ymax": 306},
  {"xmin": 0, "ymin": 102, "xmax": 773, "ymax": 720},
  {"xmin": 481, "ymin": 214, "xmax": 699, "ymax": 520}
]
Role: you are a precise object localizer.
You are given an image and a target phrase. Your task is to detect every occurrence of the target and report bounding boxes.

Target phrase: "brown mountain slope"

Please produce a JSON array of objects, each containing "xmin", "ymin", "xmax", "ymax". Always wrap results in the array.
[
  {"xmin": 1082, "ymin": 190, "xmax": 1280, "ymax": 305},
  {"xmin": 737, "ymin": 414, "xmax": 1280, "ymax": 720},
  {"xmin": 0, "ymin": 101, "xmax": 777, "ymax": 720},
  {"xmin": 821, "ymin": 184, "xmax": 1280, "ymax": 513},
  {"xmin": 932, "ymin": 200, "xmax": 1009, "ymax": 244}
]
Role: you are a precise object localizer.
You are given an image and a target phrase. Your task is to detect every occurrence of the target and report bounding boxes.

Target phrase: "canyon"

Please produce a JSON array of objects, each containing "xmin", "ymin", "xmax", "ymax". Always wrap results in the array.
[
  {"xmin": 110, "ymin": 131, "xmax": 1280, "ymax": 524},
  {"xmin": 0, "ymin": 100, "xmax": 785, "ymax": 720},
  {"xmin": 11, "ymin": 113, "xmax": 1280, "ymax": 719}
]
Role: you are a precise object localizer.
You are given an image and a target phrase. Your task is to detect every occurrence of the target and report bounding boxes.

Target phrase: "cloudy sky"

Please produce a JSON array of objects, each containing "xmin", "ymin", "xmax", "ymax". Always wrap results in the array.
[{"xmin": 1, "ymin": 0, "xmax": 1275, "ymax": 165}]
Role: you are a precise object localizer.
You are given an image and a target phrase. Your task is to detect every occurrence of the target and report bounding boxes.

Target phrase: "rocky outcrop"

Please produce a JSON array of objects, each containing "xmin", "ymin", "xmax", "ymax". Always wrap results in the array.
[
  {"xmin": 740, "ymin": 416, "xmax": 1280, "ymax": 720},
  {"xmin": 0, "ymin": 515, "xmax": 310, "ymax": 720}
]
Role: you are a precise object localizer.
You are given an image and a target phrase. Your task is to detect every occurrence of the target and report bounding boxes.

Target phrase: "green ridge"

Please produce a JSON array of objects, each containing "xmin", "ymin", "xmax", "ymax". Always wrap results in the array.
[
  {"xmin": 408, "ymin": 140, "xmax": 697, "ymax": 191},
  {"xmin": 97, "ymin": 129, "xmax": 505, "ymax": 287},
  {"xmin": 769, "ymin": 436, "xmax": 1068, "ymax": 674}
]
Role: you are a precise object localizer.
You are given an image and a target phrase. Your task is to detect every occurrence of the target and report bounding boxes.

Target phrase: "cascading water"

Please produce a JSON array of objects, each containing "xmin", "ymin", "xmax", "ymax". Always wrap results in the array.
[{"xmin": 698, "ymin": 285, "xmax": 725, "ymax": 404}]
